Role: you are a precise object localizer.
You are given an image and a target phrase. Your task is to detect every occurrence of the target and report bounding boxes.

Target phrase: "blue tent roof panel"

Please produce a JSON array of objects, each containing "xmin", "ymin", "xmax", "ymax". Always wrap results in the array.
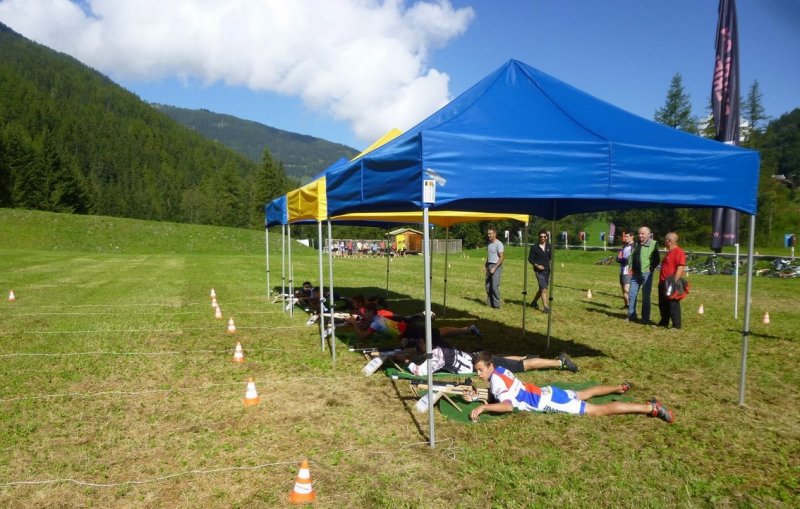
[{"xmin": 325, "ymin": 59, "xmax": 759, "ymax": 219}]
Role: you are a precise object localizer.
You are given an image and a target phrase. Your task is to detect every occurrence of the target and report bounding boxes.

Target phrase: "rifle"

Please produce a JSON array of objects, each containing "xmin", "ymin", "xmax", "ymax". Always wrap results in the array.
[
  {"xmin": 409, "ymin": 379, "xmax": 489, "ymax": 412},
  {"xmin": 349, "ymin": 347, "xmax": 402, "ymax": 355}
]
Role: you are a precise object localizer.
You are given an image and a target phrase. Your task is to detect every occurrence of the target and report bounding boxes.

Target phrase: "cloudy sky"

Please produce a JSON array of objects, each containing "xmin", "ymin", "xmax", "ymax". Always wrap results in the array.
[{"xmin": 1, "ymin": 0, "xmax": 798, "ymax": 150}]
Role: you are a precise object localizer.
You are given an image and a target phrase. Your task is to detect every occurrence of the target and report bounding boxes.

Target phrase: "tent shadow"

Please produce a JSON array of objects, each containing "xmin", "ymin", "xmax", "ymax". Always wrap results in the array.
[
  {"xmin": 726, "ymin": 328, "xmax": 787, "ymax": 341},
  {"xmin": 584, "ymin": 301, "xmax": 616, "ymax": 310},
  {"xmin": 585, "ymin": 306, "xmax": 628, "ymax": 319},
  {"xmin": 389, "ymin": 377, "xmax": 427, "ymax": 439}
]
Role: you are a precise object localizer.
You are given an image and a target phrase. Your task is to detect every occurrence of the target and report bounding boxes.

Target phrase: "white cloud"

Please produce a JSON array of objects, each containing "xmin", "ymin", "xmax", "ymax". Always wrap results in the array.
[{"xmin": 0, "ymin": 0, "xmax": 474, "ymax": 142}]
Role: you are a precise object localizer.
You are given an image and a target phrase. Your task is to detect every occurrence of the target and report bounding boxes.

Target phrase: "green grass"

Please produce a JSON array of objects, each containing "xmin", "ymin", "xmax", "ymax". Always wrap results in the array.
[{"xmin": 0, "ymin": 208, "xmax": 798, "ymax": 508}]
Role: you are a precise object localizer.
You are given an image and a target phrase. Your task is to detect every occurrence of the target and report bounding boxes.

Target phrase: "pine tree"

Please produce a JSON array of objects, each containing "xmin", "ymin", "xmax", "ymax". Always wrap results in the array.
[
  {"xmin": 742, "ymin": 80, "xmax": 768, "ymax": 143},
  {"xmin": 654, "ymin": 73, "xmax": 698, "ymax": 134},
  {"xmin": 249, "ymin": 148, "xmax": 289, "ymax": 228}
]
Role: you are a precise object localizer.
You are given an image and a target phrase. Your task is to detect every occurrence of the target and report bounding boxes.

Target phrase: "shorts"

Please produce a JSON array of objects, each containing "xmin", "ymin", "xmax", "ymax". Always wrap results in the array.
[
  {"xmin": 492, "ymin": 356, "xmax": 525, "ymax": 373},
  {"xmin": 620, "ymin": 273, "xmax": 631, "ymax": 285},
  {"xmin": 535, "ymin": 386, "xmax": 585, "ymax": 415},
  {"xmin": 535, "ymin": 270, "xmax": 549, "ymax": 290}
]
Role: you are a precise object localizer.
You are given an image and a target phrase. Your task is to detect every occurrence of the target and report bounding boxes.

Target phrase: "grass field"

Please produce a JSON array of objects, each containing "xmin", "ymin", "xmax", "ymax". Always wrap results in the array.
[{"xmin": 1, "ymin": 209, "xmax": 798, "ymax": 508}]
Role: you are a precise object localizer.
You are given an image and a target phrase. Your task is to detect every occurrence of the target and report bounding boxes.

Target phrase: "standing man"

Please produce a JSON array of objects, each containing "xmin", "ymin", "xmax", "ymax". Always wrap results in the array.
[
  {"xmin": 617, "ymin": 231, "xmax": 634, "ymax": 310},
  {"xmin": 627, "ymin": 226, "xmax": 660, "ymax": 323},
  {"xmin": 528, "ymin": 229, "xmax": 552, "ymax": 313},
  {"xmin": 484, "ymin": 226, "xmax": 504, "ymax": 308},
  {"xmin": 658, "ymin": 232, "xmax": 687, "ymax": 329}
]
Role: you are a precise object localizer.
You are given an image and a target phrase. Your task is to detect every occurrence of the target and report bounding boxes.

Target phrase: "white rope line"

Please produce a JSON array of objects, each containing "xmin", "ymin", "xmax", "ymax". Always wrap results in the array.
[
  {"xmin": 0, "ymin": 300, "xmax": 279, "ymax": 310},
  {"xmin": 0, "ymin": 375, "xmax": 361, "ymax": 403},
  {"xmin": 0, "ymin": 460, "xmax": 299, "ymax": 488},
  {"xmin": 0, "ymin": 346, "xmax": 291, "ymax": 358},
  {"xmin": 0, "ymin": 382, "xmax": 243, "ymax": 402},
  {"xmin": 0, "ymin": 438, "xmax": 461, "ymax": 489},
  {"xmin": 5, "ymin": 325, "xmax": 306, "ymax": 335},
  {"xmin": 3, "ymin": 311, "xmax": 205, "ymax": 317}
]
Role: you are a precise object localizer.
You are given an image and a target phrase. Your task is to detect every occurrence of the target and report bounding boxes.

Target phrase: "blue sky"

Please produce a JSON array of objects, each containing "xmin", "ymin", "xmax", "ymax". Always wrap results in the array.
[{"xmin": 1, "ymin": 0, "xmax": 797, "ymax": 150}]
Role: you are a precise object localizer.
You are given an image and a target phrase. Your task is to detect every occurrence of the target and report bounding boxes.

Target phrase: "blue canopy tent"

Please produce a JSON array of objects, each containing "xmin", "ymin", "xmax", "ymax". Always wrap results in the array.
[{"xmin": 325, "ymin": 59, "xmax": 761, "ymax": 447}]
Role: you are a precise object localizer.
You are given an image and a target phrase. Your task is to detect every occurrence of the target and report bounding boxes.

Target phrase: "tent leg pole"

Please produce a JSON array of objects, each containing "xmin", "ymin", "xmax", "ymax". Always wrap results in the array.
[
  {"xmin": 423, "ymin": 208, "xmax": 435, "ymax": 448},
  {"xmin": 288, "ymin": 225, "xmax": 293, "ymax": 318},
  {"xmin": 739, "ymin": 214, "xmax": 756, "ymax": 406},
  {"xmin": 265, "ymin": 227, "xmax": 270, "ymax": 297},
  {"xmin": 443, "ymin": 227, "xmax": 449, "ymax": 318},
  {"xmin": 734, "ymin": 243, "xmax": 740, "ymax": 319},
  {"xmin": 546, "ymin": 214, "xmax": 556, "ymax": 351},
  {"xmin": 318, "ymin": 221, "xmax": 325, "ymax": 351},
  {"xmin": 522, "ymin": 220, "xmax": 529, "ymax": 337},
  {"xmin": 327, "ymin": 220, "xmax": 336, "ymax": 363},
  {"xmin": 281, "ymin": 224, "xmax": 286, "ymax": 311},
  {"xmin": 385, "ymin": 229, "xmax": 391, "ymax": 299}
]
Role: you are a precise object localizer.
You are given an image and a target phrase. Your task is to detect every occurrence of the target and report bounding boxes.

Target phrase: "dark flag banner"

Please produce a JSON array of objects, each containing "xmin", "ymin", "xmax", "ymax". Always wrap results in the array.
[{"xmin": 710, "ymin": 0, "xmax": 740, "ymax": 252}]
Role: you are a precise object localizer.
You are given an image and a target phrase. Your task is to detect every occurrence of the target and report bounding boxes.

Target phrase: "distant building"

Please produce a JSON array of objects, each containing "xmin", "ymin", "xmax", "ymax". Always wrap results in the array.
[{"xmin": 389, "ymin": 228, "xmax": 423, "ymax": 254}]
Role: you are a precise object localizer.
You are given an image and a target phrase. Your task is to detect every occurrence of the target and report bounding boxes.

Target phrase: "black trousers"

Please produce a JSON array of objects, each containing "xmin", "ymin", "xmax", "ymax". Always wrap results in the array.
[{"xmin": 657, "ymin": 281, "xmax": 682, "ymax": 329}]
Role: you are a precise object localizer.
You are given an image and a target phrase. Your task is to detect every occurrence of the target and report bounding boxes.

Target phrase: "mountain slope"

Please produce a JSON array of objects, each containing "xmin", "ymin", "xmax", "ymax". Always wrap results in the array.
[
  {"xmin": 0, "ymin": 21, "xmax": 283, "ymax": 227},
  {"xmin": 155, "ymin": 105, "xmax": 358, "ymax": 182}
]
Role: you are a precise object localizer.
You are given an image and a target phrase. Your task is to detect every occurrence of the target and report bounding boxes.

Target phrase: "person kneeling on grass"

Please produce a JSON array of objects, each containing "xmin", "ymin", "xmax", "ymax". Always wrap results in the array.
[
  {"xmin": 466, "ymin": 352, "xmax": 674, "ymax": 424},
  {"xmin": 399, "ymin": 337, "xmax": 579, "ymax": 377}
]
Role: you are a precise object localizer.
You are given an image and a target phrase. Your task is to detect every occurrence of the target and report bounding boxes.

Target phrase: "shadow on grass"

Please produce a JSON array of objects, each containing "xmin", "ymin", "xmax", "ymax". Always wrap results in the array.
[
  {"xmin": 389, "ymin": 377, "xmax": 427, "ymax": 439},
  {"xmin": 584, "ymin": 304, "xmax": 629, "ymax": 320},
  {"xmin": 584, "ymin": 300, "xmax": 616, "ymax": 310},
  {"xmin": 727, "ymin": 328, "xmax": 788, "ymax": 341}
]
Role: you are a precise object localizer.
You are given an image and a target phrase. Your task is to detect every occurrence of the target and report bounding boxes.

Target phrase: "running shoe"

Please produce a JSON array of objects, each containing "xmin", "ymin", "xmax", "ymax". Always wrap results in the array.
[
  {"xmin": 469, "ymin": 325, "xmax": 484, "ymax": 340},
  {"xmin": 649, "ymin": 398, "xmax": 675, "ymax": 424},
  {"xmin": 558, "ymin": 353, "xmax": 579, "ymax": 373}
]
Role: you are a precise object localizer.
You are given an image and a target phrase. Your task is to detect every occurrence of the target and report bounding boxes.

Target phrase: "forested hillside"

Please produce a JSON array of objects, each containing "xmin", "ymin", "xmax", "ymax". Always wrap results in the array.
[
  {"xmin": 156, "ymin": 105, "xmax": 358, "ymax": 182},
  {"xmin": 0, "ymin": 22, "xmax": 291, "ymax": 228},
  {"xmin": 749, "ymin": 109, "xmax": 800, "ymax": 247}
]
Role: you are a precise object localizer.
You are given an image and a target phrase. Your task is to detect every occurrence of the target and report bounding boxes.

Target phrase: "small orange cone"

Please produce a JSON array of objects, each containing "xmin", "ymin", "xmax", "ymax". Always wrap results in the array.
[
  {"xmin": 214, "ymin": 305, "xmax": 223, "ymax": 319},
  {"xmin": 210, "ymin": 288, "xmax": 216, "ymax": 298},
  {"xmin": 211, "ymin": 297, "xmax": 218, "ymax": 308},
  {"xmin": 289, "ymin": 459, "xmax": 316, "ymax": 504},
  {"xmin": 232, "ymin": 342, "xmax": 245, "ymax": 363},
  {"xmin": 698, "ymin": 304, "xmax": 704, "ymax": 314},
  {"xmin": 8, "ymin": 290, "xmax": 15, "ymax": 302},
  {"xmin": 227, "ymin": 318, "xmax": 236, "ymax": 334},
  {"xmin": 243, "ymin": 377, "xmax": 260, "ymax": 406},
  {"xmin": 763, "ymin": 311, "xmax": 770, "ymax": 325},
  {"xmin": 586, "ymin": 289, "xmax": 593, "ymax": 299}
]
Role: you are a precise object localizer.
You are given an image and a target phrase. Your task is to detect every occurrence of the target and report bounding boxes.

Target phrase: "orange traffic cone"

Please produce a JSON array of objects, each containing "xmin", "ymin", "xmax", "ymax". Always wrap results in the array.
[
  {"xmin": 227, "ymin": 318, "xmax": 236, "ymax": 334},
  {"xmin": 698, "ymin": 304, "xmax": 704, "ymax": 315},
  {"xmin": 232, "ymin": 342, "xmax": 245, "ymax": 363},
  {"xmin": 214, "ymin": 305, "xmax": 223, "ymax": 319},
  {"xmin": 763, "ymin": 311, "xmax": 770, "ymax": 325},
  {"xmin": 289, "ymin": 459, "xmax": 316, "ymax": 504},
  {"xmin": 211, "ymin": 296, "xmax": 218, "ymax": 308},
  {"xmin": 210, "ymin": 288, "xmax": 216, "ymax": 298},
  {"xmin": 243, "ymin": 377, "xmax": 260, "ymax": 406},
  {"xmin": 8, "ymin": 290, "xmax": 15, "ymax": 302},
  {"xmin": 586, "ymin": 289, "xmax": 593, "ymax": 299}
]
